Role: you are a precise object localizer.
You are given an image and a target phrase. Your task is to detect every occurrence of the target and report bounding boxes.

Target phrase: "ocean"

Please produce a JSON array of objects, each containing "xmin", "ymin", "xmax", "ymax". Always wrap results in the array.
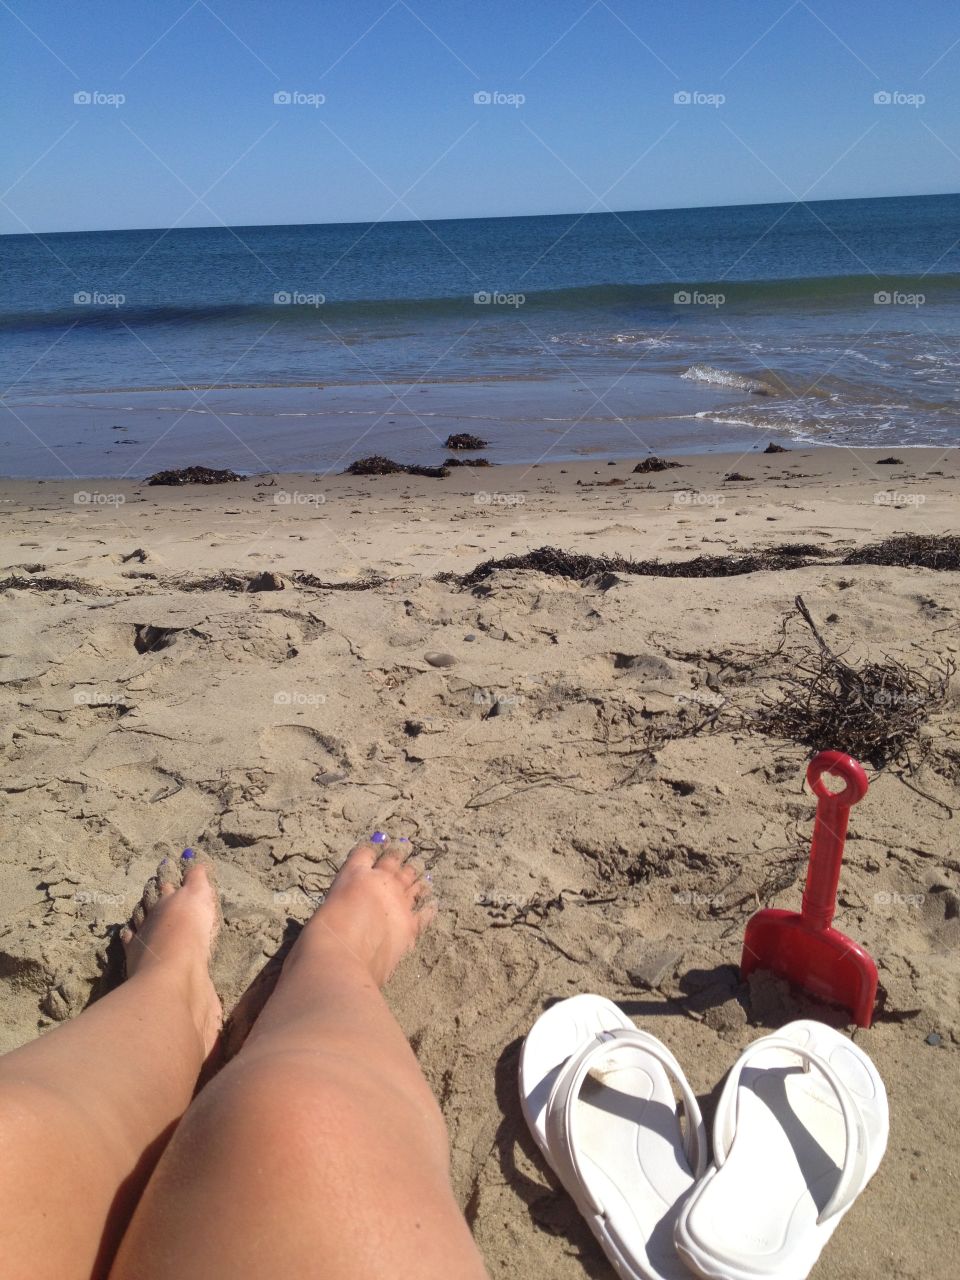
[{"xmin": 1, "ymin": 194, "xmax": 958, "ymax": 476}]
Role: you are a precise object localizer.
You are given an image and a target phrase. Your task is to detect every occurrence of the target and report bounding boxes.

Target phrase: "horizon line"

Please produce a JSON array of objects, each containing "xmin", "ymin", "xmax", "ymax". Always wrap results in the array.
[{"xmin": 2, "ymin": 188, "xmax": 958, "ymax": 239}]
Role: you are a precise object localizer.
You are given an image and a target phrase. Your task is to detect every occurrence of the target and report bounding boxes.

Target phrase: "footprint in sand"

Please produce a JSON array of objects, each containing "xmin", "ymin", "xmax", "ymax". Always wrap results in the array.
[{"xmin": 257, "ymin": 724, "xmax": 349, "ymax": 808}]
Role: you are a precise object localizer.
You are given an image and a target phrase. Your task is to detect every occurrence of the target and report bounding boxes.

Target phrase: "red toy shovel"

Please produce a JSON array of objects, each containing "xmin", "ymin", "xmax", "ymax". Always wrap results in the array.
[{"xmin": 741, "ymin": 750, "xmax": 878, "ymax": 1027}]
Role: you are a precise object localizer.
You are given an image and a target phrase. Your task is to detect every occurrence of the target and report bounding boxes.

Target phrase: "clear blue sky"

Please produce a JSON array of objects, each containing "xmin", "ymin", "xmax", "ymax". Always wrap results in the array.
[{"xmin": 2, "ymin": 0, "xmax": 958, "ymax": 234}]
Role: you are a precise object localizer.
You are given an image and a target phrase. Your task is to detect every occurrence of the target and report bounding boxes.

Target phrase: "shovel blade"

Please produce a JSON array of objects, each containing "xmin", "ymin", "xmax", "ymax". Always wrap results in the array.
[{"xmin": 741, "ymin": 908, "xmax": 878, "ymax": 1027}]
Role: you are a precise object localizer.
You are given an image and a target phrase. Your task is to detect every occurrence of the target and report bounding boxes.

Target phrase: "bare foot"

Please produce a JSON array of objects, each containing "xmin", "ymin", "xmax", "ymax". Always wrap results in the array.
[
  {"xmin": 296, "ymin": 841, "xmax": 436, "ymax": 986},
  {"xmin": 121, "ymin": 856, "xmax": 223, "ymax": 1055}
]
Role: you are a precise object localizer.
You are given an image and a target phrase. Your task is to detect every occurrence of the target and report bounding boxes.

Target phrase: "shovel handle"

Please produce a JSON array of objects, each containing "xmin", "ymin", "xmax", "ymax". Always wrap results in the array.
[{"xmin": 802, "ymin": 752, "xmax": 869, "ymax": 931}]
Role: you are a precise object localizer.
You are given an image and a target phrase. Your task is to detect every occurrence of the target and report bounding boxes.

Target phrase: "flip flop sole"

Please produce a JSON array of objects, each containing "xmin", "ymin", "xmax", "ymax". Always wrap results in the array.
[
  {"xmin": 674, "ymin": 1020, "xmax": 888, "ymax": 1280},
  {"xmin": 520, "ymin": 995, "xmax": 705, "ymax": 1280}
]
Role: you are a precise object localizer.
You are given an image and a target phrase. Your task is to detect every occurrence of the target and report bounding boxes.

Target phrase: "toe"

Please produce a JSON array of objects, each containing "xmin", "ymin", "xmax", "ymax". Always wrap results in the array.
[
  {"xmin": 375, "ymin": 837, "xmax": 417, "ymax": 871},
  {"xmin": 374, "ymin": 846, "xmax": 406, "ymax": 873},
  {"xmin": 120, "ymin": 925, "xmax": 134, "ymax": 947},
  {"xmin": 415, "ymin": 899, "xmax": 438, "ymax": 934},
  {"xmin": 343, "ymin": 842, "xmax": 378, "ymax": 871},
  {"xmin": 141, "ymin": 875, "xmax": 163, "ymax": 913},
  {"xmin": 181, "ymin": 862, "xmax": 210, "ymax": 892},
  {"xmin": 131, "ymin": 901, "xmax": 147, "ymax": 930},
  {"xmin": 399, "ymin": 857, "xmax": 423, "ymax": 886},
  {"xmin": 156, "ymin": 857, "xmax": 182, "ymax": 890},
  {"xmin": 410, "ymin": 876, "xmax": 432, "ymax": 902}
]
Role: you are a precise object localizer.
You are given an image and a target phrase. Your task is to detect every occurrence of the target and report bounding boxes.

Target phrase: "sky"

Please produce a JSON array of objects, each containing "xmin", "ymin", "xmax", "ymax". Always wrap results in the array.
[{"xmin": 2, "ymin": 0, "xmax": 959, "ymax": 234}]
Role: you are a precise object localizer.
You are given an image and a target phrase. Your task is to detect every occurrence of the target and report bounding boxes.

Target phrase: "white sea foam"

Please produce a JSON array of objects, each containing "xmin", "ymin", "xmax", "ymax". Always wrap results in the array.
[{"xmin": 681, "ymin": 363, "xmax": 777, "ymax": 395}]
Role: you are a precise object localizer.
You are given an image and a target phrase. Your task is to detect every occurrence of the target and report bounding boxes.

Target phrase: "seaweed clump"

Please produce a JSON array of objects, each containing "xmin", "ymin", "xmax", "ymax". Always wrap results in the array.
[
  {"xmin": 0, "ymin": 574, "xmax": 98, "ymax": 594},
  {"xmin": 444, "ymin": 433, "xmax": 489, "ymax": 450},
  {"xmin": 633, "ymin": 456, "xmax": 681, "ymax": 473},
  {"xmin": 755, "ymin": 596, "xmax": 953, "ymax": 769},
  {"xmin": 842, "ymin": 534, "xmax": 960, "ymax": 571},
  {"xmin": 146, "ymin": 466, "xmax": 242, "ymax": 485},
  {"xmin": 437, "ymin": 543, "xmax": 826, "ymax": 588},
  {"xmin": 292, "ymin": 571, "xmax": 387, "ymax": 591},
  {"xmin": 345, "ymin": 456, "xmax": 449, "ymax": 479}
]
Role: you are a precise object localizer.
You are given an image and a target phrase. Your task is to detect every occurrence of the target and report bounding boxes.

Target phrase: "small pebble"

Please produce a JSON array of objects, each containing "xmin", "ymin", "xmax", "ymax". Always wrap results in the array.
[
  {"xmin": 464, "ymin": 634, "xmax": 476, "ymax": 642},
  {"xmin": 424, "ymin": 652, "xmax": 457, "ymax": 668},
  {"xmin": 926, "ymin": 1032, "xmax": 942, "ymax": 1047}
]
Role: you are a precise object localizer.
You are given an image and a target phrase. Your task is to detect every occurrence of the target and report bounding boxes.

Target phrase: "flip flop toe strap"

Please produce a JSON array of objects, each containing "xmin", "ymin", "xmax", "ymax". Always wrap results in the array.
[
  {"xmin": 544, "ymin": 1028, "xmax": 708, "ymax": 1214},
  {"xmin": 712, "ymin": 1036, "xmax": 869, "ymax": 1224}
]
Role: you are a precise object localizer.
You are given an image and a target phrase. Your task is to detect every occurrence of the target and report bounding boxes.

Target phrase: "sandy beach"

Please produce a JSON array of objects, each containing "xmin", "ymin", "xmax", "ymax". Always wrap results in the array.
[{"xmin": 1, "ymin": 445, "xmax": 958, "ymax": 1279}]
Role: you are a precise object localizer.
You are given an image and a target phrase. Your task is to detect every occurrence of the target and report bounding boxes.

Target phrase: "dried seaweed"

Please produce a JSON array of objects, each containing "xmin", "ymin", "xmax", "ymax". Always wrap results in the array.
[
  {"xmin": 0, "ymin": 574, "xmax": 98, "ymax": 594},
  {"xmin": 763, "ymin": 442, "xmax": 789, "ymax": 453},
  {"xmin": 442, "ymin": 456, "xmax": 493, "ymax": 467},
  {"xmin": 755, "ymin": 595, "xmax": 953, "ymax": 769},
  {"xmin": 444, "ymin": 433, "xmax": 489, "ymax": 450},
  {"xmin": 345, "ymin": 456, "xmax": 449, "ymax": 478},
  {"xmin": 145, "ymin": 466, "xmax": 242, "ymax": 485},
  {"xmin": 842, "ymin": 534, "xmax": 960, "ymax": 571},
  {"xmin": 291, "ymin": 571, "xmax": 387, "ymax": 591},
  {"xmin": 438, "ymin": 543, "xmax": 826, "ymax": 587},
  {"xmin": 176, "ymin": 572, "xmax": 252, "ymax": 592},
  {"xmin": 633, "ymin": 457, "xmax": 682, "ymax": 473}
]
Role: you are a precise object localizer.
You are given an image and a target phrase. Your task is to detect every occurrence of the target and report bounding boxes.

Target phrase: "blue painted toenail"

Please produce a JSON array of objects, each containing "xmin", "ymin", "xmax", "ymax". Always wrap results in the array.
[
  {"xmin": 181, "ymin": 848, "xmax": 196, "ymax": 860},
  {"xmin": 370, "ymin": 832, "xmax": 389, "ymax": 844}
]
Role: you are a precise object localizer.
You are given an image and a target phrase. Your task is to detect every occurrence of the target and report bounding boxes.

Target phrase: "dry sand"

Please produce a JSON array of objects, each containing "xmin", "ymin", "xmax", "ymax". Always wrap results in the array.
[{"xmin": 1, "ymin": 446, "xmax": 958, "ymax": 1278}]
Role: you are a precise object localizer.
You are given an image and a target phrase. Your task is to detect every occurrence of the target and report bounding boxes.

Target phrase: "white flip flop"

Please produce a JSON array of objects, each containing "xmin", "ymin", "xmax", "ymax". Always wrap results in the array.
[
  {"xmin": 520, "ymin": 994, "xmax": 708, "ymax": 1280},
  {"xmin": 674, "ymin": 1019, "xmax": 888, "ymax": 1280}
]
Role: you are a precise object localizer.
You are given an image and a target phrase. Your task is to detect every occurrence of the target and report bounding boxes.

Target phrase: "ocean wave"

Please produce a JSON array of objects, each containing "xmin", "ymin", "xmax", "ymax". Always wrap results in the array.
[
  {"xmin": 681, "ymin": 364, "xmax": 779, "ymax": 395},
  {"xmin": 4, "ymin": 272, "xmax": 960, "ymax": 334}
]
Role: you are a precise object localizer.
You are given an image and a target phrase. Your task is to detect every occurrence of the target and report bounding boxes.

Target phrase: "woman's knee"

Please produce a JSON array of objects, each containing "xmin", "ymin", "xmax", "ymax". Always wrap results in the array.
[{"xmin": 186, "ymin": 1050, "xmax": 451, "ymax": 1177}]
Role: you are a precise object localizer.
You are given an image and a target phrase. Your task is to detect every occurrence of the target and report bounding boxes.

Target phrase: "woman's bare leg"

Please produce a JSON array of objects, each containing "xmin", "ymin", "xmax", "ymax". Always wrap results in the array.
[
  {"xmin": 110, "ymin": 842, "xmax": 489, "ymax": 1280},
  {"xmin": 0, "ymin": 859, "xmax": 221, "ymax": 1280}
]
